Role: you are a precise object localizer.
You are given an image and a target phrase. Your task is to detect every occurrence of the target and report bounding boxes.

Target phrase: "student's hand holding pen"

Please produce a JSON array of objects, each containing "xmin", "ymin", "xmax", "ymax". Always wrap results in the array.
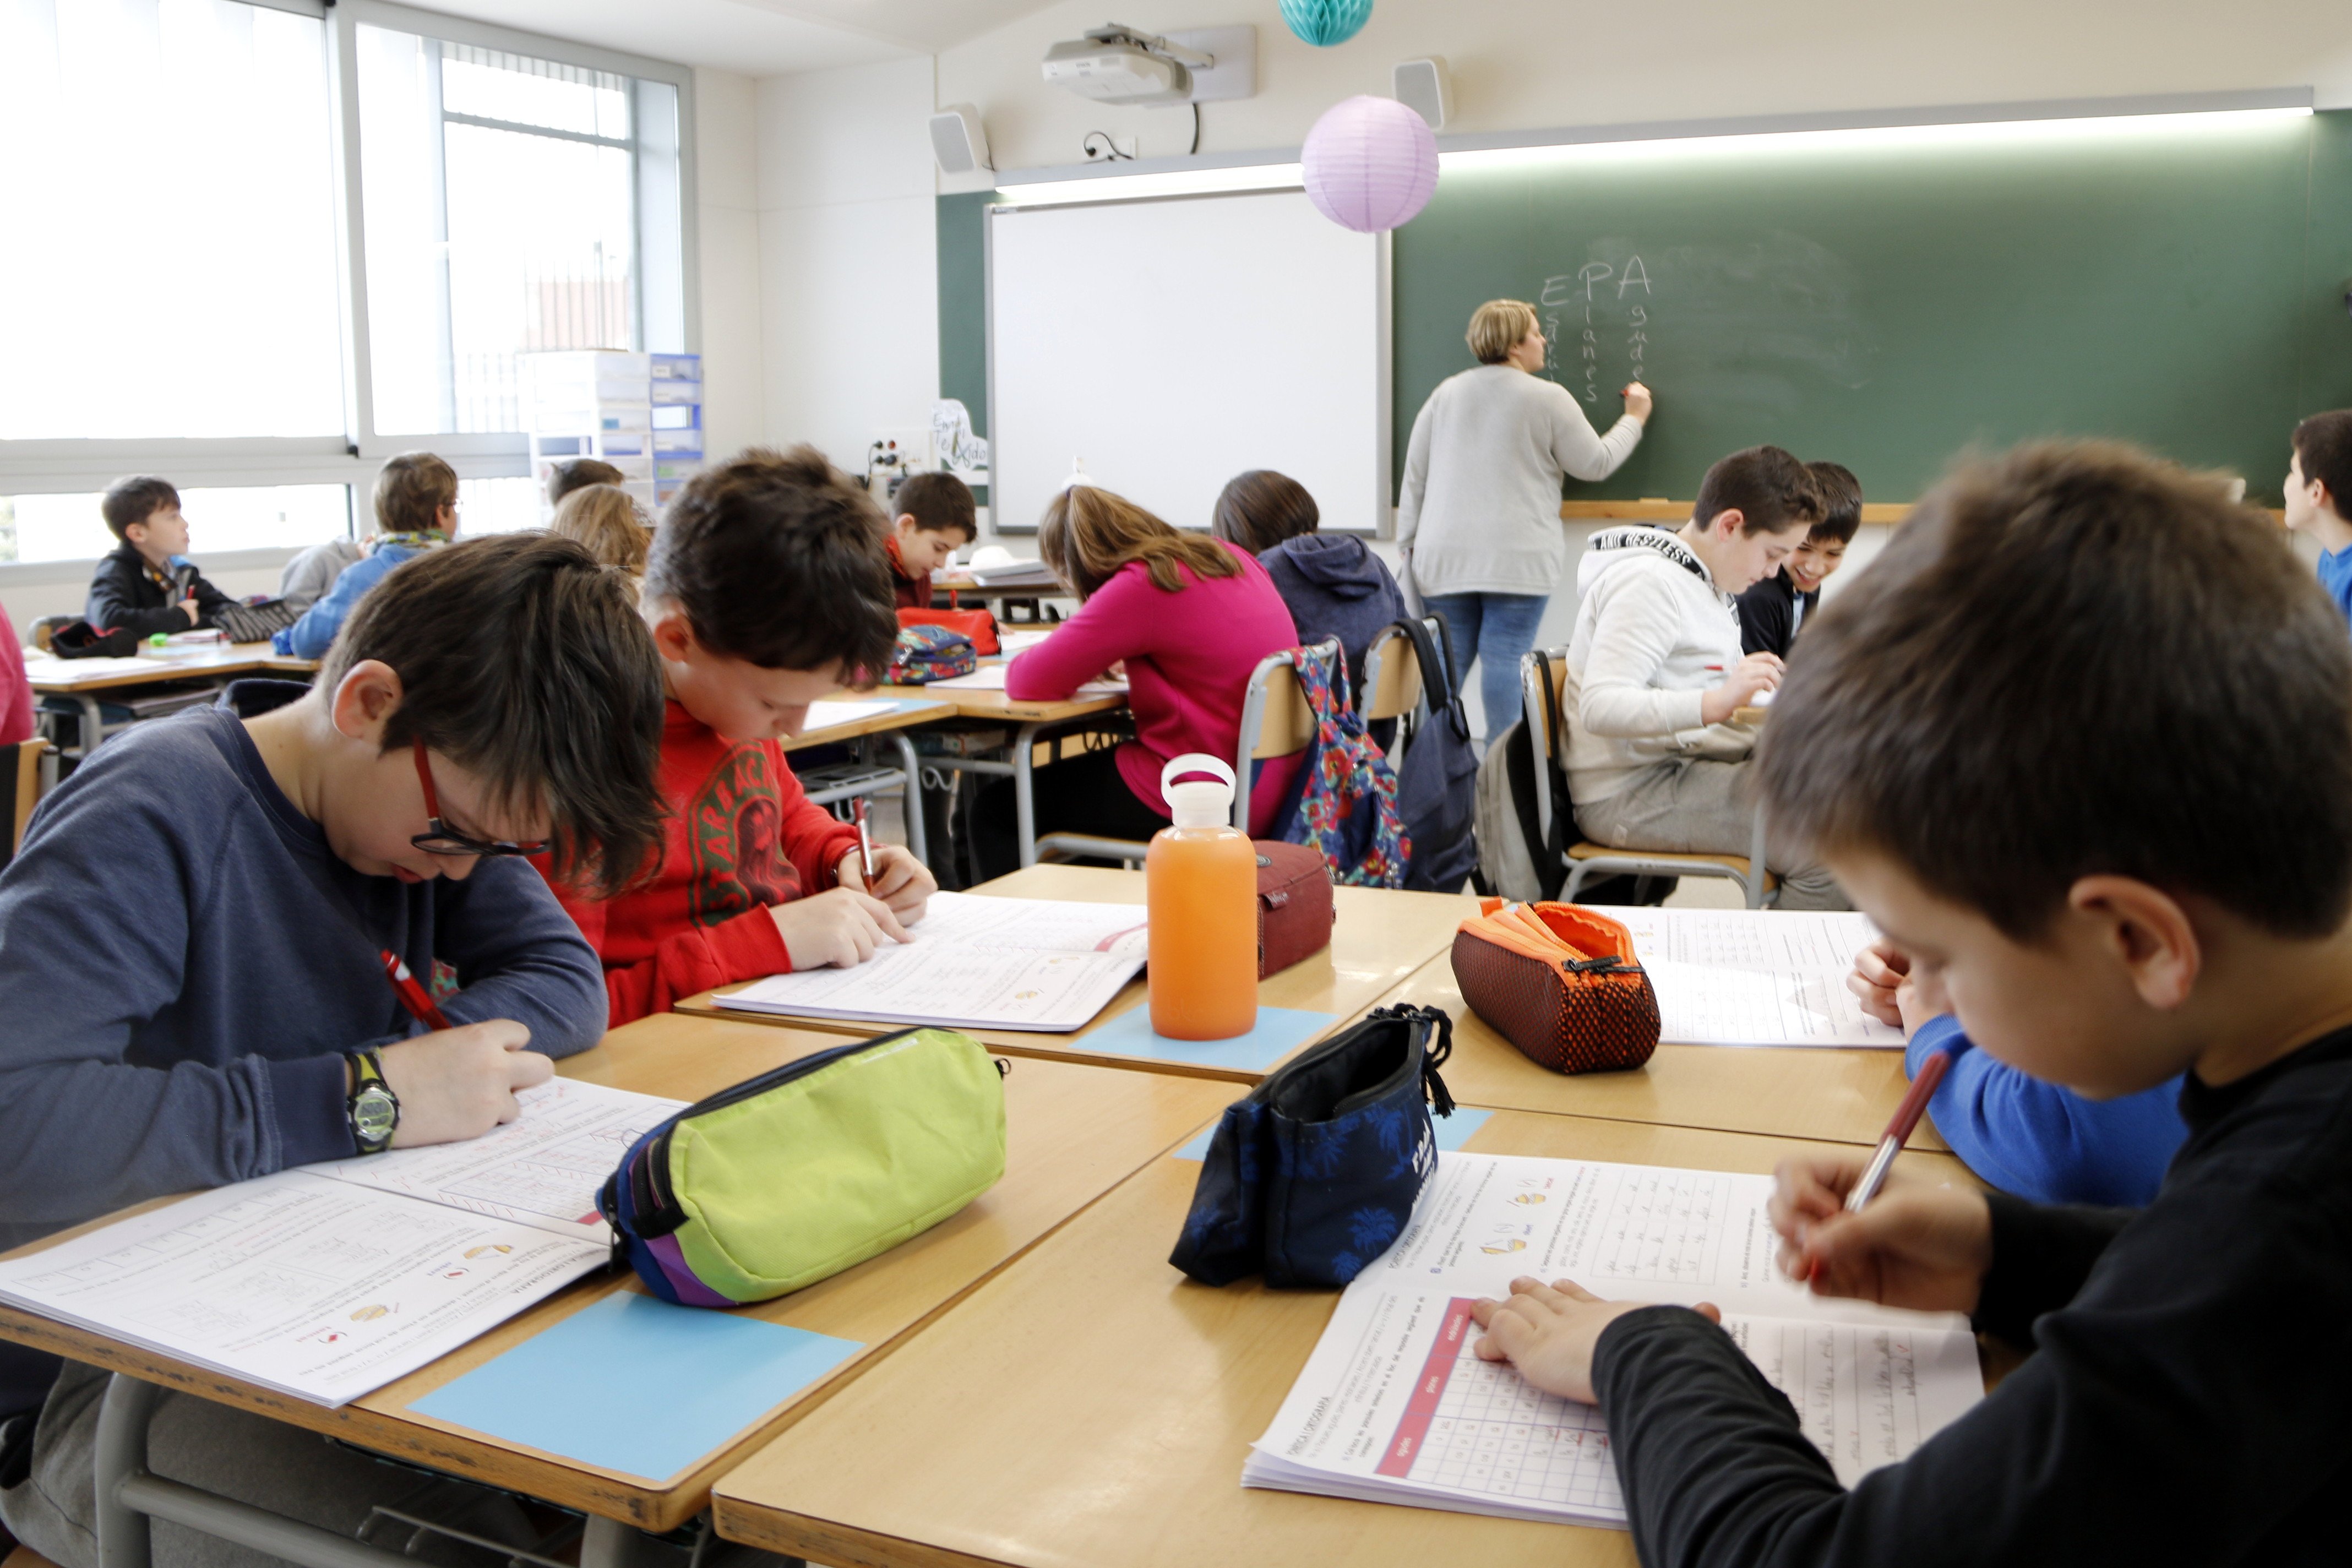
[
  {"xmin": 1698, "ymin": 651, "xmax": 1783, "ymax": 725},
  {"xmin": 1770, "ymin": 1152, "xmax": 1991, "ymax": 1314},
  {"xmin": 837, "ymin": 842, "xmax": 937, "ymax": 923},
  {"xmin": 377, "ymin": 1019, "xmax": 552, "ymax": 1147}
]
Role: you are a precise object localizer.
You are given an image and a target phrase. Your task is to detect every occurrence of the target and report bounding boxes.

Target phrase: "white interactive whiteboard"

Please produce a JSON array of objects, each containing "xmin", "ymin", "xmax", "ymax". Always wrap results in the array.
[{"xmin": 987, "ymin": 189, "xmax": 1389, "ymax": 536}]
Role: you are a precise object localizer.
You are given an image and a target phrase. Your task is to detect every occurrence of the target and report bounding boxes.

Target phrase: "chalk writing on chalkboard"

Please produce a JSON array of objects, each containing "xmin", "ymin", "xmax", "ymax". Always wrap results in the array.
[{"xmin": 1538, "ymin": 235, "xmax": 1875, "ymax": 418}]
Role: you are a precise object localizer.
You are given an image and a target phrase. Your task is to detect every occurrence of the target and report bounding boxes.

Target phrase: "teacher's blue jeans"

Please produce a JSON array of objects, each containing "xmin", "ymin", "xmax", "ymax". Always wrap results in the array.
[{"xmin": 1423, "ymin": 591, "xmax": 1550, "ymax": 747}]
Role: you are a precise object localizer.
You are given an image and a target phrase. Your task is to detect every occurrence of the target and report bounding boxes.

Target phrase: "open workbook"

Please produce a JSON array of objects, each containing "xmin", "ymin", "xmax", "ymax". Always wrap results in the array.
[
  {"xmin": 714, "ymin": 890, "xmax": 1149, "ymax": 1032},
  {"xmin": 0, "ymin": 1079, "xmax": 680, "ymax": 1408},
  {"xmin": 1246, "ymin": 1152, "xmax": 1983, "ymax": 1526},
  {"xmin": 1613, "ymin": 908, "xmax": 1904, "ymax": 1048}
]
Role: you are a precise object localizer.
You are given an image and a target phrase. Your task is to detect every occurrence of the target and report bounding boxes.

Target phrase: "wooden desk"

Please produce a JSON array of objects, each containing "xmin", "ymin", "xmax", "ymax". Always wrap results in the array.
[
  {"xmin": 0, "ymin": 1014, "xmax": 1238, "ymax": 1536},
  {"xmin": 21, "ymin": 642, "xmax": 315, "ymax": 693},
  {"xmin": 782, "ymin": 694, "xmax": 954, "ymax": 752},
  {"xmin": 870, "ymin": 679, "xmax": 1124, "ymax": 726},
  {"xmin": 711, "ymin": 1110, "xmax": 1973, "ymax": 1568},
  {"xmin": 680, "ymin": 866, "xmax": 1482, "ymax": 1082},
  {"xmin": 1377, "ymin": 953, "xmax": 1946, "ymax": 1152}
]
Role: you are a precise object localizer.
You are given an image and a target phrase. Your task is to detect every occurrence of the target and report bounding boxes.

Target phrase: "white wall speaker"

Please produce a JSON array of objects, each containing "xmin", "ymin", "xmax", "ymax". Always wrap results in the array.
[
  {"xmin": 1392, "ymin": 58, "xmax": 1451, "ymax": 131},
  {"xmin": 929, "ymin": 104, "xmax": 992, "ymax": 175}
]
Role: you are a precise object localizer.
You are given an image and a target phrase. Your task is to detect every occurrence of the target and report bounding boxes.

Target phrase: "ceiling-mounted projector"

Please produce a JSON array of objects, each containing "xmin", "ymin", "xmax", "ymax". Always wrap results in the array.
[{"xmin": 1042, "ymin": 24, "xmax": 1212, "ymax": 105}]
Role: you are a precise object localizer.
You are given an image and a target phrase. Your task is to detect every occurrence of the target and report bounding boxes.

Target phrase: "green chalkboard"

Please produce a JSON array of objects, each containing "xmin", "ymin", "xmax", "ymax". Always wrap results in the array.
[
  {"xmin": 1395, "ymin": 110, "xmax": 2352, "ymax": 507},
  {"xmin": 937, "ymin": 190, "xmax": 997, "ymax": 442}
]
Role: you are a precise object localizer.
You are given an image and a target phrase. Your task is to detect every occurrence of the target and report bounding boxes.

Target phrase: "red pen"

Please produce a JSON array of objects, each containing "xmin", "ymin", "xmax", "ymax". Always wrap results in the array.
[
  {"xmin": 1805, "ymin": 1050, "xmax": 1950, "ymax": 1283},
  {"xmin": 380, "ymin": 949, "xmax": 453, "ymax": 1032},
  {"xmin": 1847, "ymin": 1049, "xmax": 1951, "ymax": 1213}
]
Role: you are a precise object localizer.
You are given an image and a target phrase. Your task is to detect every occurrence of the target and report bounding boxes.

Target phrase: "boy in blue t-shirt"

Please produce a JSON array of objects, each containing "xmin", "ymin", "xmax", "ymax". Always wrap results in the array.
[
  {"xmin": 2285, "ymin": 408, "xmax": 2352, "ymax": 627},
  {"xmin": 1848, "ymin": 938, "xmax": 2186, "ymax": 1204}
]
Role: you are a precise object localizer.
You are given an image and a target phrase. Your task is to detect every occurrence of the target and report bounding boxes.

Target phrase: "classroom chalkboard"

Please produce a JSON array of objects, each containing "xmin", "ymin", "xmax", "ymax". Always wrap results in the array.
[{"xmin": 1393, "ymin": 109, "xmax": 2352, "ymax": 507}]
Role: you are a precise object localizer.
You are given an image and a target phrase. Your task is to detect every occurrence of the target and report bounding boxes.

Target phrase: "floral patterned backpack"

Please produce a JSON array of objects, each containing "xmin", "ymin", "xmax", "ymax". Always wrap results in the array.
[{"xmin": 1271, "ymin": 641, "xmax": 1411, "ymax": 889}]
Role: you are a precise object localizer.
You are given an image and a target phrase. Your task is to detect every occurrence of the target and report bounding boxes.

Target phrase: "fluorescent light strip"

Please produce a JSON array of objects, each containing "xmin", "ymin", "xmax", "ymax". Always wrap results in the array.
[
  {"xmin": 993, "ymin": 162, "xmax": 1302, "ymax": 207},
  {"xmin": 1439, "ymin": 105, "xmax": 2312, "ymax": 172}
]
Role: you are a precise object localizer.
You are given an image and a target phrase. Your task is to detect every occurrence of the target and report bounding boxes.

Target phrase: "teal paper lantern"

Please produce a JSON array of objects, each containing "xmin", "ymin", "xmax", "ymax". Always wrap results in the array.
[{"xmin": 1280, "ymin": 0, "xmax": 1373, "ymax": 47}]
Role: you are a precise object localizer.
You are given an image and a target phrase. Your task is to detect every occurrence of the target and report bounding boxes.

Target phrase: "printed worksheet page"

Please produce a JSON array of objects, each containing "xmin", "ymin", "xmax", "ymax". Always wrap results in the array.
[
  {"xmin": 1245, "ymin": 1152, "xmax": 1980, "ymax": 1525},
  {"xmin": 311, "ymin": 1079, "xmax": 683, "ymax": 1240},
  {"xmin": 1608, "ymin": 910, "xmax": 1902, "ymax": 1048},
  {"xmin": 0, "ymin": 1173, "xmax": 606, "ymax": 1407}
]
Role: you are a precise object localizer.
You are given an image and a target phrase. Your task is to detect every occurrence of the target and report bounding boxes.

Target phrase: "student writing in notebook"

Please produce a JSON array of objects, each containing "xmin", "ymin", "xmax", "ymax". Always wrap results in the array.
[
  {"xmin": 973, "ymin": 482, "xmax": 1302, "ymax": 878},
  {"xmin": 1466, "ymin": 444, "xmax": 2352, "ymax": 1566},
  {"xmin": 540, "ymin": 447, "xmax": 936, "ymax": 1026},
  {"xmin": 0, "ymin": 534, "xmax": 667, "ymax": 1568},
  {"xmin": 886, "ymin": 470, "xmax": 978, "ymax": 608}
]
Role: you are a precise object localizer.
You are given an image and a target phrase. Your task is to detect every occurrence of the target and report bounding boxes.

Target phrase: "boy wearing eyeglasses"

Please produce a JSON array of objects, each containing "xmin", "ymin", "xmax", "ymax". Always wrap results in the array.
[{"xmin": 0, "ymin": 533, "xmax": 666, "ymax": 1565}]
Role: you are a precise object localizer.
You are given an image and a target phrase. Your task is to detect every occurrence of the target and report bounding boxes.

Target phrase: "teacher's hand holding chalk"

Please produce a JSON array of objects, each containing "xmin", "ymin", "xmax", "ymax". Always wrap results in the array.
[{"xmin": 1623, "ymin": 380, "xmax": 1654, "ymax": 422}]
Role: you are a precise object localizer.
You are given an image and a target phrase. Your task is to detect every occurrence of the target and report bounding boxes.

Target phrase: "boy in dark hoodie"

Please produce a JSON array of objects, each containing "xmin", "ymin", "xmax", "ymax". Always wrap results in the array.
[{"xmin": 1211, "ymin": 469, "xmax": 1407, "ymax": 692}]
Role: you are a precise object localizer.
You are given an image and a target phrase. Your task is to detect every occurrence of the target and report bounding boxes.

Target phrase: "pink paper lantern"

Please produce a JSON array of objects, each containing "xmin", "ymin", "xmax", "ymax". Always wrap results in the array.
[{"xmin": 1301, "ymin": 95, "xmax": 1438, "ymax": 234}]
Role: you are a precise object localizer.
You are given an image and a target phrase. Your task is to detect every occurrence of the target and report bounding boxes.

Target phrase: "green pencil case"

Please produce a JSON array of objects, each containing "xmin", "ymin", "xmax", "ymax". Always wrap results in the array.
[{"xmin": 599, "ymin": 1027, "xmax": 1008, "ymax": 1306}]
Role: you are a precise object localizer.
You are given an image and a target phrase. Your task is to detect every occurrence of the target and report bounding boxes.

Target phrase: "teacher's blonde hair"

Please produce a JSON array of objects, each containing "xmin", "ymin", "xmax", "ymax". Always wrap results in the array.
[{"xmin": 1467, "ymin": 299, "xmax": 1539, "ymax": 364}]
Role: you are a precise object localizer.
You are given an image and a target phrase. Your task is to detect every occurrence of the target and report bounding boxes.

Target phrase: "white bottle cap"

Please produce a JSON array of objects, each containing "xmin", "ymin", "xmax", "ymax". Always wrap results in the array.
[{"xmin": 1160, "ymin": 753, "xmax": 1236, "ymax": 829}]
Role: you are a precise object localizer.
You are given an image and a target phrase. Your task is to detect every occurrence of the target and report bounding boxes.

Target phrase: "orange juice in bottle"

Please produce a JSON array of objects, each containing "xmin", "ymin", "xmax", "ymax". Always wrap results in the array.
[{"xmin": 1146, "ymin": 754, "xmax": 1259, "ymax": 1040}]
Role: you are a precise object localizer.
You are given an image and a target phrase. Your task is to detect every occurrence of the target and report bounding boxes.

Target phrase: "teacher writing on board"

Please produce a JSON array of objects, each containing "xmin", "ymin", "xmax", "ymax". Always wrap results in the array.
[{"xmin": 1397, "ymin": 298, "xmax": 1651, "ymax": 744}]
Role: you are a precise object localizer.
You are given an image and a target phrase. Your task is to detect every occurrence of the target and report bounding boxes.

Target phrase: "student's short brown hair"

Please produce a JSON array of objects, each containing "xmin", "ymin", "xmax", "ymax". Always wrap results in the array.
[
  {"xmin": 1755, "ymin": 439, "xmax": 2352, "ymax": 940},
  {"xmin": 1805, "ymin": 461, "xmax": 1864, "ymax": 545},
  {"xmin": 318, "ymin": 532, "xmax": 666, "ymax": 898},
  {"xmin": 100, "ymin": 476, "xmax": 179, "ymax": 541},
  {"xmin": 2291, "ymin": 410, "xmax": 2352, "ymax": 511},
  {"xmin": 1467, "ymin": 300, "xmax": 1538, "ymax": 364},
  {"xmin": 547, "ymin": 458, "xmax": 625, "ymax": 507},
  {"xmin": 1038, "ymin": 483, "xmax": 1242, "ymax": 599},
  {"xmin": 643, "ymin": 445, "xmax": 898, "ymax": 678},
  {"xmin": 374, "ymin": 453, "xmax": 460, "ymax": 537},
  {"xmin": 551, "ymin": 483, "xmax": 651, "ymax": 576},
  {"xmin": 1694, "ymin": 446, "xmax": 1822, "ymax": 536},
  {"xmin": 893, "ymin": 471, "xmax": 977, "ymax": 542},
  {"xmin": 1211, "ymin": 470, "xmax": 1319, "ymax": 555}
]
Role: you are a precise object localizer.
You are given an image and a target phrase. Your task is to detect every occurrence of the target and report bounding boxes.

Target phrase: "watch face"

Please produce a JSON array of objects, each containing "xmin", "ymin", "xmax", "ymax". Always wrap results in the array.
[{"xmin": 352, "ymin": 1085, "xmax": 398, "ymax": 1145}]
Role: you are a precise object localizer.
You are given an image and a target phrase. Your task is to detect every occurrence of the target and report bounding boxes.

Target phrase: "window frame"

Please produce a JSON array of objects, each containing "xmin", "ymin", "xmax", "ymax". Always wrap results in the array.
[{"xmin": 0, "ymin": 0, "xmax": 699, "ymax": 576}]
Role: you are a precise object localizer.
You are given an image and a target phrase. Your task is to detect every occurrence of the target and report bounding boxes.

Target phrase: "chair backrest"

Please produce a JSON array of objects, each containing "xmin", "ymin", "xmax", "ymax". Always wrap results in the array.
[
  {"xmin": 32, "ymin": 614, "xmax": 74, "ymax": 652},
  {"xmin": 1360, "ymin": 625, "xmax": 1421, "ymax": 724},
  {"xmin": 1232, "ymin": 639, "xmax": 1340, "ymax": 831},
  {"xmin": 6, "ymin": 737, "xmax": 48, "ymax": 863}
]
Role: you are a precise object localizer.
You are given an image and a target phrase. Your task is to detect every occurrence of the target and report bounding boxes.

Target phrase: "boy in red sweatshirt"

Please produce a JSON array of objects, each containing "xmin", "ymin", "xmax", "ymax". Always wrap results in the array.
[
  {"xmin": 545, "ymin": 445, "xmax": 937, "ymax": 1024},
  {"xmin": 884, "ymin": 470, "xmax": 977, "ymax": 608}
]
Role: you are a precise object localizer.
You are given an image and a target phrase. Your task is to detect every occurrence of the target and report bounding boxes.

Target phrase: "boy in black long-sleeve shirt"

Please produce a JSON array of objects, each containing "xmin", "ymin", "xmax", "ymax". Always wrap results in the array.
[
  {"xmin": 85, "ymin": 475, "xmax": 236, "ymax": 636},
  {"xmin": 1734, "ymin": 460, "xmax": 1860, "ymax": 657},
  {"xmin": 1469, "ymin": 442, "xmax": 2352, "ymax": 1566}
]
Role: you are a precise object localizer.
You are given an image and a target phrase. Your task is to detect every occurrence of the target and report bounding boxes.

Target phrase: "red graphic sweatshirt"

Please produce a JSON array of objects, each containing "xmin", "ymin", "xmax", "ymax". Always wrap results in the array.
[
  {"xmin": 885, "ymin": 535, "xmax": 931, "ymax": 609},
  {"xmin": 543, "ymin": 700, "xmax": 861, "ymax": 1026}
]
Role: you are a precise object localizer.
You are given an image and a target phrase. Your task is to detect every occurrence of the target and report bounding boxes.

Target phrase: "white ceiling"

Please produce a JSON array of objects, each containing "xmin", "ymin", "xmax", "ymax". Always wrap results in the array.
[{"xmin": 398, "ymin": 0, "xmax": 1066, "ymax": 74}]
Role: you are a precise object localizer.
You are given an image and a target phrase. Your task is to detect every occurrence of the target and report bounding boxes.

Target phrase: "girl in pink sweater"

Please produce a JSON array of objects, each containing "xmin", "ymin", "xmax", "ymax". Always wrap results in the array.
[{"xmin": 973, "ymin": 484, "xmax": 1302, "ymax": 878}]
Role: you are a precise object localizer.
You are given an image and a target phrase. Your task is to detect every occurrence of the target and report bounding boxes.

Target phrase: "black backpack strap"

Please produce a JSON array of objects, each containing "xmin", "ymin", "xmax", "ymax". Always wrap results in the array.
[{"xmin": 1397, "ymin": 614, "xmax": 1460, "ymax": 717}]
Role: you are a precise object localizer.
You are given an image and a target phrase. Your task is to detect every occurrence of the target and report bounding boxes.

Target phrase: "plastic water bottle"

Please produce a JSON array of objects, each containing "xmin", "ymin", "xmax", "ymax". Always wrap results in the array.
[{"xmin": 1146, "ymin": 754, "xmax": 1259, "ymax": 1040}]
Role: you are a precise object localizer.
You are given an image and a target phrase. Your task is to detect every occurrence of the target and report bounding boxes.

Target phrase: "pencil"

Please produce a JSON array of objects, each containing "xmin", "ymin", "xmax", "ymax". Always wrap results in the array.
[{"xmin": 1845, "ymin": 1049, "xmax": 1952, "ymax": 1213}]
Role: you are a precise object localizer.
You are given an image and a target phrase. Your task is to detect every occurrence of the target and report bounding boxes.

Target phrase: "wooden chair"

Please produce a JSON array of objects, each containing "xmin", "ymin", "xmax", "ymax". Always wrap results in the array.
[
  {"xmin": 1032, "ymin": 639, "xmax": 1333, "ymax": 866},
  {"xmin": 3, "ymin": 737, "xmax": 48, "ymax": 868},
  {"xmin": 1522, "ymin": 647, "xmax": 1777, "ymax": 908}
]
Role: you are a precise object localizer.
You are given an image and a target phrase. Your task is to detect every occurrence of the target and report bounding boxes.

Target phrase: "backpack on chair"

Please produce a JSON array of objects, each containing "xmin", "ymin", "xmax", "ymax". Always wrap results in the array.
[
  {"xmin": 1271, "ymin": 642, "xmax": 1410, "ymax": 889},
  {"xmin": 1390, "ymin": 616, "xmax": 1480, "ymax": 894},
  {"xmin": 1471, "ymin": 650, "xmax": 1673, "ymax": 907}
]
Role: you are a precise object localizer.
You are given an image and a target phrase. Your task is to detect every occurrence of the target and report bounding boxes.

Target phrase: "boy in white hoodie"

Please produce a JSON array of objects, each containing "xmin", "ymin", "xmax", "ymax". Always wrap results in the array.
[{"xmin": 1564, "ymin": 445, "xmax": 1848, "ymax": 909}]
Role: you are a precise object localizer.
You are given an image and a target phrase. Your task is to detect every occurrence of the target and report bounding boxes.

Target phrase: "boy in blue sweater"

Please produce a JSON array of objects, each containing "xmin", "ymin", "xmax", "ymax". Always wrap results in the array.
[
  {"xmin": 1848, "ymin": 937, "xmax": 2187, "ymax": 1205},
  {"xmin": 275, "ymin": 452, "xmax": 458, "ymax": 658},
  {"xmin": 0, "ymin": 533, "xmax": 665, "ymax": 1568},
  {"xmin": 2284, "ymin": 408, "xmax": 2352, "ymax": 629}
]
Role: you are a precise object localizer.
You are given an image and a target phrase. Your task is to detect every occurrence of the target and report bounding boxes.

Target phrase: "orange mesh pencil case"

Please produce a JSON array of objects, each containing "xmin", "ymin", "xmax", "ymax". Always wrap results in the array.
[{"xmin": 1449, "ymin": 899, "xmax": 1660, "ymax": 1074}]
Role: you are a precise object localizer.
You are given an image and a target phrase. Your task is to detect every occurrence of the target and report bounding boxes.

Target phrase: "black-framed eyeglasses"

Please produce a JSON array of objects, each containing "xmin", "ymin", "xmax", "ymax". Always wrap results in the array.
[{"xmin": 410, "ymin": 740, "xmax": 548, "ymax": 858}]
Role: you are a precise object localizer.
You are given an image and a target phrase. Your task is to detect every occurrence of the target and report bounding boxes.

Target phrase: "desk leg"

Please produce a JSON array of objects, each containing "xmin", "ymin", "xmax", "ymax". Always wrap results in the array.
[
  {"xmin": 77, "ymin": 695, "xmax": 105, "ymax": 756},
  {"xmin": 1012, "ymin": 721, "xmax": 1043, "ymax": 869},
  {"xmin": 580, "ymin": 1514, "xmax": 662, "ymax": 1568},
  {"xmin": 95, "ymin": 1374, "xmax": 162, "ymax": 1568},
  {"xmin": 1748, "ymin": 802, "xmax": 1771, "ymax": 910},
  {"xmin": 886, "ymin": 731, "xmax": 927, "ymax": 864}
]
